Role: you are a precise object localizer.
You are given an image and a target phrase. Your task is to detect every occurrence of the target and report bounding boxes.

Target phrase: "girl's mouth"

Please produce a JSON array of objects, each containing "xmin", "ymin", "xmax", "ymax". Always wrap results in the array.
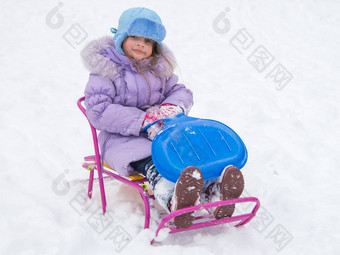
[{"xmin": 132, "ymin": 49, "xmax": 144, "ymax": 55}]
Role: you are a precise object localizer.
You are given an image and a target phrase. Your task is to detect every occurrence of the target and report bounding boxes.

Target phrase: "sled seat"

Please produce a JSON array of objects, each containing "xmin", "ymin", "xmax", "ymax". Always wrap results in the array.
[{"xmin": 82, "ymin": 155, "xmax": 146, "ymax": 181}]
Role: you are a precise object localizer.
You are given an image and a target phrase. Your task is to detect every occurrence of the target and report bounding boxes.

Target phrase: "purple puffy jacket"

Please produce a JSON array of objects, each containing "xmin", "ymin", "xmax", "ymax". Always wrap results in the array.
[{"xmin": 82, "ymin": 37, "xmax": 193, "ymax": 176}]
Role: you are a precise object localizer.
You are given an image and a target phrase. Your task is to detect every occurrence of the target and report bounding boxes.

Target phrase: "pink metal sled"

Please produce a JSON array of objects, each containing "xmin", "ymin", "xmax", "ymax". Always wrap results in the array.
[{"xmin": 77, "ymin": 97, "xmax": 260, "ymax": 242}]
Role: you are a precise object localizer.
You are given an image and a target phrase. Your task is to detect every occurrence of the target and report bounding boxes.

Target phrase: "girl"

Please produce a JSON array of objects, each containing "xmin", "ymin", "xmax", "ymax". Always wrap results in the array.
[{"xmin": 82, "ymin": 7, "xmax": 244, "ymax": 228}]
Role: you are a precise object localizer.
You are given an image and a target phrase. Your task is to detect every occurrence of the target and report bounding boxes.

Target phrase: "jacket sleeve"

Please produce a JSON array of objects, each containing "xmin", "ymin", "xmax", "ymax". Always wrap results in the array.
[
  {"xmin": 161, "ymin": 74, "xmax": 194, "ymax": 114},
  {"xmin": 84, "ymin": 74, "xmax": 146, "ymax": 136}
]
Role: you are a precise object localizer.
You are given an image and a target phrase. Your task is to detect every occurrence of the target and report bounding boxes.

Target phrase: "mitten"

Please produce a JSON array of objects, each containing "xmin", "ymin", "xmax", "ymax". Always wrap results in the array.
[
  {"xmin": 141, "ymin": 113, "xmax": 164, "ymax": 140},
  {"xmin": 159, "ymin": 104, "xmax": 183, "ymax": 119}
]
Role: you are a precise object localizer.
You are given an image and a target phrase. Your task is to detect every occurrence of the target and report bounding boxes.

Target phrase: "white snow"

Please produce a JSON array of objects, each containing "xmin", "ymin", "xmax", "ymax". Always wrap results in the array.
[
  {"xmin": 191, "ymin": 169, "xmax": 202, "ymax": 180},
  {"xmin": 1, "ymin": 0, "xmax": 340, "ymax": 254}
]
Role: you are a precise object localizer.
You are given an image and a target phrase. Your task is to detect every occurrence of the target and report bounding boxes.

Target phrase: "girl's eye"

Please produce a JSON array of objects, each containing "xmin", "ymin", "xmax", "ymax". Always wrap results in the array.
[
  {"xmin": 129, "ymin": 36, "xmax": 153, "ymax": 45},
  {"xmin": 144, "ymin": 39, "xmax": 153, "ymax": 45}
]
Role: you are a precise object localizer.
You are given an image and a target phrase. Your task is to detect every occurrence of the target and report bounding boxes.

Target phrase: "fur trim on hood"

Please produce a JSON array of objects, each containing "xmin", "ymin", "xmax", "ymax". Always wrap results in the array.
[{"xmin": 81, "ymin": 36, "xmax": 176, "ymax": 80}]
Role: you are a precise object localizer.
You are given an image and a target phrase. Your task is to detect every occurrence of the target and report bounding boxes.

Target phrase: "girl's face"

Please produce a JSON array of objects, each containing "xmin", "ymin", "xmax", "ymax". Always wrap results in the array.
[{"xmin": 122, "ymin": 36, "xmax": 154, "ymax": 61}]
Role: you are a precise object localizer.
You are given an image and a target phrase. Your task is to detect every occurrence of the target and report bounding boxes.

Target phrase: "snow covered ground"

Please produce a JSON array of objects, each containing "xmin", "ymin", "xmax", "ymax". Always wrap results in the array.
[{"xmin": 1, "ymin": 0, "xmax": 340, "ymax": 254}]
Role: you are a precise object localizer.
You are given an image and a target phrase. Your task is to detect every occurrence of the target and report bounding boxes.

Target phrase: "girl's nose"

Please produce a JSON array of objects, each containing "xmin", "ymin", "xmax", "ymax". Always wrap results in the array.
[
  {"xmin": 135, "ymin": 38, "xmax": 145, "ymax": 46},
  {"xmin": 136, "ymin": 42, "xmax": 144, "ymax": 47}
]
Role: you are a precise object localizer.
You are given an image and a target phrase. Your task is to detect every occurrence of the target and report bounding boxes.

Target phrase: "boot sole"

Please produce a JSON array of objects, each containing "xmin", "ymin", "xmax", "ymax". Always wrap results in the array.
[
  {"xmin": 214, "ymin": 166, "xmax": 244, "ymax": 219},
  {"xmin": 173, "ymin": 166, "xmax": 204, "ymax": 228}
]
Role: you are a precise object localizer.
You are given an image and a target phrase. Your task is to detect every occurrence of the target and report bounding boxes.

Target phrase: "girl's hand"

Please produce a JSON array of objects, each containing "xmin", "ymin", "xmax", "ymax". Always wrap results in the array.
[
  {"xmin": 141, "ymin": 104, "xmax": 182, "ymax": 140},
  {"xmin": 159, "ymin": 104, "xmax": 183, "ymax": 118},
  {"xmin": 146, "ymin": 121, "xmax": 164, "ymax": 140},
  {"xmin": 141, "ymin": 113, "xmax": 164, "ymax": 140},
  {"xmin": 142, "ymin": 113, "xmax": 159, "ymax": 127}
]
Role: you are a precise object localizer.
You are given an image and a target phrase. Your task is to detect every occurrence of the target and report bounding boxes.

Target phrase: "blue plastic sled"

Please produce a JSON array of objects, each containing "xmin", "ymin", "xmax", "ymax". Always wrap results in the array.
[{"xmin": 144, "ymin": 114, "xmax": 248, "ymax": 183}]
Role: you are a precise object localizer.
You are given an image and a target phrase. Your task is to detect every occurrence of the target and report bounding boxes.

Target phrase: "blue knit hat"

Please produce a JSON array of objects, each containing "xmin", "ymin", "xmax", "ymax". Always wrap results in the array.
[{"xmin": 111, "ymin": 7, "xmax": 166, "ymax": 55}]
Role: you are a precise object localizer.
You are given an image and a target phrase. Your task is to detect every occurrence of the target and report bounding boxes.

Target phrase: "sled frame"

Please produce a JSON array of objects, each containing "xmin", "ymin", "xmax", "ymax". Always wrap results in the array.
[{"xmin": 77, "ymin": 97, "xmax": 260, "ymax": 242}]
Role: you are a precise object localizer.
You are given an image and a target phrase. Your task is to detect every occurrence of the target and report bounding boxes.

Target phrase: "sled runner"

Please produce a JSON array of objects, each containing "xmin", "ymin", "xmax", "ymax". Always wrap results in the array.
[{"xmin": 77, "ymin": 97, "xmax": 260, "ymax": 243}]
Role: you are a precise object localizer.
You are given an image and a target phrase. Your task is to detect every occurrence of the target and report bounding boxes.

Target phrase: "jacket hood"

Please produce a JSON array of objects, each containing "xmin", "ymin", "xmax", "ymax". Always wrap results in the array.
[{"xmin": 81, "ymin": 36, "xmax": 175, "ymax": 80}]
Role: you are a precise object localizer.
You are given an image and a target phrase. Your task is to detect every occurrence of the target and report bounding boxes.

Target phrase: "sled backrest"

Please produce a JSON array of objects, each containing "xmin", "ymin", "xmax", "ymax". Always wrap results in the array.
[{"xmin": 77, "ymin": 97, "xmax": 103, "ymax": 173}]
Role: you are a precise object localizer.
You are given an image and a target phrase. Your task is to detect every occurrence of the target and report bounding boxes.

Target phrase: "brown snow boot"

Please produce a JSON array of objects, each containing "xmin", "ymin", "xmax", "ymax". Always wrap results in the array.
[
  {"xmin": 214, "ymin": 165, "xmax": 244, "ymax": 219},
  {"xmin": 171, "ymin": 166, "xmax": 204, "ymax": 228}
]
